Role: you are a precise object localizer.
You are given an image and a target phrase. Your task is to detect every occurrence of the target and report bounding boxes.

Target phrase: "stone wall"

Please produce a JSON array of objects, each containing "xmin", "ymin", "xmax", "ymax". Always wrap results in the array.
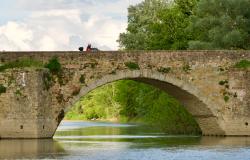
[
  {"xmin": 0, "ymin": 69, "xmax": 55, "ymax": 138},
  {"xmin": 0, "ymin": 50, "xmax": 249, "ymax": 138}
]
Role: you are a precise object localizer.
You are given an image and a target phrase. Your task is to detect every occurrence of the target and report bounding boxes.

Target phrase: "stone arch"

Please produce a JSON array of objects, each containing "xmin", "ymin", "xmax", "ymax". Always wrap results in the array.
[{"xmin": 63, "ymin": 69, "xmax": 225, "ymax": 136}]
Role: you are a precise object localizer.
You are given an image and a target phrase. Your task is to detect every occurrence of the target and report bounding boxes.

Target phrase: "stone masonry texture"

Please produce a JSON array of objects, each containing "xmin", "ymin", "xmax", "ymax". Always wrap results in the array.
[{"xmin": 0, "ymin": 50, "xmax": 249, "ymax": 138}]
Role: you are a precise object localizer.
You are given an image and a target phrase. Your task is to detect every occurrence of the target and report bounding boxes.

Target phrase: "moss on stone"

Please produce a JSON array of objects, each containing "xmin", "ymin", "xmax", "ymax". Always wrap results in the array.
[
  {"xmin": 0, "ymin": 58, "xmax": 43, "ymax": 72},
  {"xmin": 235, "ymin": 60, "xmax": 250, "ymax": 69},
  {"xmin": 157, "ymin": 67, "xmax": 171, "ymax": 73},
  {"xmin": 125, "ymin": 62, "xmax": 140, "ymax": 70}
]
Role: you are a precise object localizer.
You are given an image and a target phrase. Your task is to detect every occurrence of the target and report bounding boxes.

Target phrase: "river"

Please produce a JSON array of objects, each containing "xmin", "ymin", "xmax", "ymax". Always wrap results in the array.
[{"xmin": 1, "ymin": 121, "xmax": 250, "ymax": 159}]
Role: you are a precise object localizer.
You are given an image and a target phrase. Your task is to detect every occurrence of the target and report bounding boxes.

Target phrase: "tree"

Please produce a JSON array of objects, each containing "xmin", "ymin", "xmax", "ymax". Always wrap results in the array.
[
  {"xmin": 118, "ymin": 0, "xmax": 198, "ymax": 50},
  {"xmin": 187, "ymin": 0, "xmax": 250, "ymax": 50}
]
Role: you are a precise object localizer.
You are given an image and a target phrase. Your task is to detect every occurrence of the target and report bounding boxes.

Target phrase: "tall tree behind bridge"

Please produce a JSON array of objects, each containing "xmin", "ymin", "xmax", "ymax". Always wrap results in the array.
[
  {"xmin": 188, "ymin": 0, "xmax": 250, "ymax": 50},
  {"xmin": 118, "ymin": 0, "xmax": 198, "ymax": 50}
]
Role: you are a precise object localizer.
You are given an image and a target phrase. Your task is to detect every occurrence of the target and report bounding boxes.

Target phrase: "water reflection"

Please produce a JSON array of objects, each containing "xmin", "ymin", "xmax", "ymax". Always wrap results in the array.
[
  {"xmin": 0, "ymin": 139, "xmax": 66, "ymax": 159},
  {"xmin": 1, "ymin": 121, "xmax": 250, "ymax": 160}
]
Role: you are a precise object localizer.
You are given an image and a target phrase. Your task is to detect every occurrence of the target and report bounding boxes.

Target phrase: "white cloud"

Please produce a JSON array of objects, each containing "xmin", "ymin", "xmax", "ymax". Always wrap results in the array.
[
  {"xmin": 0, "ymin": 0, "xmax": 143, "ymax": 51},
  {"xmin": 0, "ymin": 22, "xmax": 33, "ymax": 50}
]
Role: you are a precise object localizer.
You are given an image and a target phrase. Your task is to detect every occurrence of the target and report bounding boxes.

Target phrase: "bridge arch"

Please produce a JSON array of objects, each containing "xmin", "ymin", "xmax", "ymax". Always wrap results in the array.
[{"xmin": 63, "ymin": 69, "xmax": 225, "ymax": 136}]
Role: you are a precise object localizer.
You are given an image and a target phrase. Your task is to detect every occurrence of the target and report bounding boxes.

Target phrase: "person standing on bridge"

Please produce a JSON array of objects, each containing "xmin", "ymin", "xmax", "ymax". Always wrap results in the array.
[{"xmin": 86, "ymin": 44, "xmax": 91, "ymax": 51}]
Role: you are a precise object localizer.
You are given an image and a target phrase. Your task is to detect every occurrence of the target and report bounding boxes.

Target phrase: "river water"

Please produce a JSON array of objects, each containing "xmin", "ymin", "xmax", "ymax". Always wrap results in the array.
[{"xmin": 1, "ymin": 121, "xmax": 250, "ymax": 160}]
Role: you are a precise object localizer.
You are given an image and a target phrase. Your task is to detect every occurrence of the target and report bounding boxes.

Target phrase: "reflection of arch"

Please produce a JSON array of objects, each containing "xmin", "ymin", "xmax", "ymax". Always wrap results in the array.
[{"xmin": 65, "ymin": 70, "xmax": 225, "ymax": 136}]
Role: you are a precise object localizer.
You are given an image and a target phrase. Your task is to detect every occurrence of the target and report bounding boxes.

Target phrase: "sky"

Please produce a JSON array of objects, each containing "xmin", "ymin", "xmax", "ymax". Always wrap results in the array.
[{"xmin": 0, "ymin": 0, "xmax": 143, "ymax": 51}]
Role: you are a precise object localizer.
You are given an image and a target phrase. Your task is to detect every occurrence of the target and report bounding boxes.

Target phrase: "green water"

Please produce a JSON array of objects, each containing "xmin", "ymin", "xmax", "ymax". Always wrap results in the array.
[{"xmin": 1, "ymin": 121, "xmax": 250, "ymax": 160}]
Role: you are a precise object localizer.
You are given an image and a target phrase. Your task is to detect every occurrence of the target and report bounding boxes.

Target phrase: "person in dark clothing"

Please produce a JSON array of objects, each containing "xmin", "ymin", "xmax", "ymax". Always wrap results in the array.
[{"xmin": 79, "ymin": 47, "xmax": 84, "ymax": 51}]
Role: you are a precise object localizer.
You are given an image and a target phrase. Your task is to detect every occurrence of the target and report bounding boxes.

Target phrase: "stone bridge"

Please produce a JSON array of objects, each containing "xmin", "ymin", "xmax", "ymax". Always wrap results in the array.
[{"xmin": 0, "ymin": 51, "xmax": 249, "ymax": 138}]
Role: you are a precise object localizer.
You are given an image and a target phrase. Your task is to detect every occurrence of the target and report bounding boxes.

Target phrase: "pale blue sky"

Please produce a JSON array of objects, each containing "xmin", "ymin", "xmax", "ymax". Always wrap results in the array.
[{"xmin": 0, "ymin": 0, "xmax": 142, "ymax": 51}]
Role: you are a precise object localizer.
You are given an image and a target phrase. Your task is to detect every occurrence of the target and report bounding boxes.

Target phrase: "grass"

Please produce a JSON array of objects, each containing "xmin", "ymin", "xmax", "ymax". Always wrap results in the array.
[
  {"xmin": 0, "ymin": 58, "xmax": 43, "ymax": 72},
  {"xmin": 235, "ymin": 60, "xmax": 250, "ymax": 69}
]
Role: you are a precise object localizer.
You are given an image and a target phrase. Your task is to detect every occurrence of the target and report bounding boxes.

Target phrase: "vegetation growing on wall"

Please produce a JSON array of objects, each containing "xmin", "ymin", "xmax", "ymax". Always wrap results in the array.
[
  {"xmin": 235, "ymin": 60, "xmax": 250, "ymax": 69},
  {"xmin": 79, "ymin": 75, "xmax": 85, "ymax": 84},
  {"xmin": 42, "ymin": 72, "xmax": 53, "ymax": 90},
  {"xmin": 125, "ymin": 62, "xmax": 140, "ymax": 70},
  {"xmin": 0, "ymin": 84, "xmax": 6, "ymax": 95},
  {"xmin": 157, "ymin": 67, "xmax": 171, "ymax": 73},
  {"xmin": 0, "ymin": 58, "xmax": 43, "ymax": 72},
  {"xmin": 44, "ymin": 57, "xmax": 62, "ymax": 74}
]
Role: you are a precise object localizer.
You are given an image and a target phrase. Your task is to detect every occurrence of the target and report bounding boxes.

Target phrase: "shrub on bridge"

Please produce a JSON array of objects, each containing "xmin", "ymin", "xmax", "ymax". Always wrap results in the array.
[
  {"xmin": 125, "ymin": 62, "xmax": 140, "ymax": 70},
  {"xmin": 157, "ymin": 67, "xmax": 171, "ymax": 73},
  {"xmin": 0, "ymin": 58, "xmax": 43, "ymax": 72},
  {"xmin": 44, "ymin": 57, "xmax": 62, "ymax": 74},
  {"xmin": 79, "ymin": 75, "xmax": 85, "ymax": 84},
  {"xmin": 235, "ymin": 60, "xmax": 250, "ymax": 69},
  {"xmin": 0, "ymin": 84, "xmax": 6, "ymax": 95}
]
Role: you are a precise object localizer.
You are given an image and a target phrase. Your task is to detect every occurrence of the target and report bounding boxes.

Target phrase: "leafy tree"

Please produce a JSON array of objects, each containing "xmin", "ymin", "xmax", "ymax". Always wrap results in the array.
[
  {"xmin": 174, "ymin": 0, "xmax": 199, "ymax": 16},
  {"xmin": 188, "ymin": 0, "xmax": 250, "ymax": 50},
  {"xmin": 118, "ymin": 0, "xmax": 198, "ymax": 50}
]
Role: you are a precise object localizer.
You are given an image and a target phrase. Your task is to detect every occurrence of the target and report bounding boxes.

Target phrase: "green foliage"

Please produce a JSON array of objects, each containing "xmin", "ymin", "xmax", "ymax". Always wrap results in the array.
[
  {"xmin": 43, "ymin": 72, "xmax": 53, "ymax": 90},
  {"xmin": 224, "ymin": 96, "xmax": 230, "ymax": 102},
  {"xmin": 125, "ymin": 62, "xmax": 140, "ymax": 70},
  {"xmin": 79, "ymin": 75, "xmax": 85, "ymax": 84},
  {"xmin": 235, "ymin": 60, "xmax": 250, "ymax": 69},
  {"xmin": 187, "ymin": 0, "xmax": 250, "ymax": 50},
  {"xmin": 0, "ymin": 58, "xmax": 43, "ymax": 72},
  {"xmin": 15, "ymin": 89, "xmax": 22, "ymax": 96},
  {"xmin": 157, "ymin": 67, "xmax": 171, "ymax": 73},
  {"xmin": 183, "ymin": 64, "xmax": 191, "ymax": 73},
  {"xmin": 119, "ymin": 0, "xmax": 249, "ymax": 50},
  {"xmin": 66, "ymin": 80, "xmax": 201, "ymax": 135},
  {"xmin": 118, "ymin": 0, "xmax": 198, "ymax": 50},
  {"xmin": 219, "ymin": 80, "xmax": 228, "ymax": 86},
  {"xmin": 0, "ymin": 84, "xmax": 6, "ymax": 95},
  {"xmin": 44, "ymin": 57, "xmax": 62, "ymax": 74}
]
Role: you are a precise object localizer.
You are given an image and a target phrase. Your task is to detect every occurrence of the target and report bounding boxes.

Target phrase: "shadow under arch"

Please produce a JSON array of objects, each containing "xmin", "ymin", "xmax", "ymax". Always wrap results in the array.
[{"xmin": 64, "ymin": 69, "xmax": 225, "ymax": 136}]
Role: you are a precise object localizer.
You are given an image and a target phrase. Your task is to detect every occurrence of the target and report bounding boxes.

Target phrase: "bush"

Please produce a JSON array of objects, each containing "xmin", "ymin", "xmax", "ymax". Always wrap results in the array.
[
  {"xmin": 219, "ymin": 80, "xmax": 228, "ymax": 86},
  {"xmin": 157, "ymin": 67, "xmax": 171, "ymax": 73},
  {"xmin": 183, "ymin": 64, "xmax": 191, "ymax": 73},
  {"xmin": 79, "ymin": 75, "xmax": 85, "ymax": 84},
  {"xmin": 125, "ymin": 62, "xmax": 140, "ymax": 70},
  {"xmin": 235, "ymin": 60, "xmax": 250, "ymax": 69},
  {"xmin": 224, "ymin": 96, "xmax": 229, "ymax": 102},
  {"xmin": 0, "ymin": 84, "xmax": 6, "ymax": 95},
  {"xmin": 0, "ymin": 58, "xmax": 43, "ymax": 72},
  {"xmin": 45, "ymin": 57, "xmax": 62, "ymax": 74}
]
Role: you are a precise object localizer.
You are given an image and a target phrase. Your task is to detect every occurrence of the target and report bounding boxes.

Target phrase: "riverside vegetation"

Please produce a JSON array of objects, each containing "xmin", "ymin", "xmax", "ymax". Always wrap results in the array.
[{"xmin": 65, "ymin": 80, "xmax": 202, "ymax": 135}]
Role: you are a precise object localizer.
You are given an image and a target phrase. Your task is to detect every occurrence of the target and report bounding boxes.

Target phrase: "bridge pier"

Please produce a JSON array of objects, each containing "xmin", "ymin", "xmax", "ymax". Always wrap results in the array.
[{"xmin": 0, "ymin": 69, "xmax": 58, "ymax": 139}]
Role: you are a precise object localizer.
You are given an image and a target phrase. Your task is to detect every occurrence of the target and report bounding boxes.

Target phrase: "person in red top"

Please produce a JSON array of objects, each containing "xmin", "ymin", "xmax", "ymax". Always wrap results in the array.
[{"xmin": 86, "ymin": 44, "xmax": 91, "ymax": 51}]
